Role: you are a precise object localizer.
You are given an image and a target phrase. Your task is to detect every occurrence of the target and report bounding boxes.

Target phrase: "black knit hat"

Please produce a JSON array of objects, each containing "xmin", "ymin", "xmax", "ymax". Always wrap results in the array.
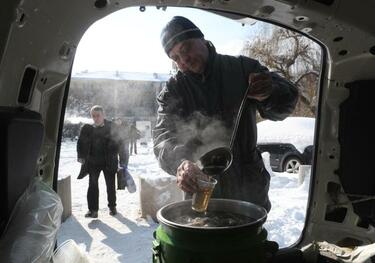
[{"xmin": 161, "ymin": 16, "xmax": 204, "ymax": 55}]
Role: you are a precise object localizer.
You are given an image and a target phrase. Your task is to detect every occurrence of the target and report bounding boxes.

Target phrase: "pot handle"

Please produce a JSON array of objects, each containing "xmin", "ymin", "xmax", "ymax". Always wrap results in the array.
[
  {"xmin": 152, "ymin": 239, "xmax": 162, "ymax": 263},
  {"xmin": 264, "ymin": 240, "xmax": 279, "ymax": 261}
]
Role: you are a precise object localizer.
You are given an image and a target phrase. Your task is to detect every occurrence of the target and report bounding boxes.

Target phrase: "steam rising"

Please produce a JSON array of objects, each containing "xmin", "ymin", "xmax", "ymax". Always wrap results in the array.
[{"xmin": 174, "ymin": 111, "xmax": 232, "ymax": 161}]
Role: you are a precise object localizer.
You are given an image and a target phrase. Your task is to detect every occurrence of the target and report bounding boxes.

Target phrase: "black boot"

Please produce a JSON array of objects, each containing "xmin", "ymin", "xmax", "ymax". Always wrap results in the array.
[
  {"xmin": 85, "ymin": 210, "xmax": 98, "ymax": 218},
  {"xmin": 109, "ymin": 207, "xmax": 117, "ymax": 216}
]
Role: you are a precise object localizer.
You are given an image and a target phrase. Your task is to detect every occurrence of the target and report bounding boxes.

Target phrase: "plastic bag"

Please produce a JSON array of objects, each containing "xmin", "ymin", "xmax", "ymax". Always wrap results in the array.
[
  {"xmin": 53, "ymin": 239, "xmax": 91, "ymax": 263},
  {"xmin": 0, "ymin": 177, "xmax": 63, "ymax": 263},
  {"xmin": 125, "ymin": 170, "xmax": 136, "ymax": 193}
]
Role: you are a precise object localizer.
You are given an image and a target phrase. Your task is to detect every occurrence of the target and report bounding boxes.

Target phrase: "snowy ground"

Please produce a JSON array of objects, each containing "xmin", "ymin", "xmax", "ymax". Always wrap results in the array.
[{"xmin": 57, "ymin": 140, "xmax": 310, "ymax": 262}]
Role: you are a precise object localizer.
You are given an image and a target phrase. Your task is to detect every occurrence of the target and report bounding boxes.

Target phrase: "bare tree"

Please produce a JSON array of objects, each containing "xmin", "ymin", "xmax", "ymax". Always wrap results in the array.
[{"xmin": 242, "ymin": 27, "xmax": 321, "ymax": 116}]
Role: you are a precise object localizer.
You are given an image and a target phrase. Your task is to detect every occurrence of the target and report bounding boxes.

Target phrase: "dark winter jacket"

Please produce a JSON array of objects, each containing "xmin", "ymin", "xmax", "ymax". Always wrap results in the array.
[
  {"xmin": 77, "ymin": 119, "xmax": 126, "ymax": 179},
  {"xmin": 129, "ymin": 124, "xmax": 141, "ymax": 141},
  {"xmin": 153, "ymin": 42, "xmax": 299, "ymax": 211}
]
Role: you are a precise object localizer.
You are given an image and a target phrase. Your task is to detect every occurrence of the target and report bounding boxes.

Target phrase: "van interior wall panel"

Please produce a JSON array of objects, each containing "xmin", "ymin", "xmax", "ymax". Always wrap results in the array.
[
  {"xmin": 339, "ymin": 80, "xmax": 375, "ymax": 227},
  {"xmin": 0, "ymin": 107, "xmax": 44, "ymax": 235},
  {"xmin": 0, "ymin": 1, "xmax": 21, "ymax": 61}
]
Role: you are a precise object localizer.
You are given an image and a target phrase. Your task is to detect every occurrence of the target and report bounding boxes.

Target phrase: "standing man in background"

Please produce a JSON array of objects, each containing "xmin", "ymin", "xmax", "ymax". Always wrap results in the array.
[
  {"xmin": 77, "ymin": 105, "xmax": 126, "ymax": 218},
  {"xmin": 129, "ymin": 122, "xmax": 140, "ymax": 155}
]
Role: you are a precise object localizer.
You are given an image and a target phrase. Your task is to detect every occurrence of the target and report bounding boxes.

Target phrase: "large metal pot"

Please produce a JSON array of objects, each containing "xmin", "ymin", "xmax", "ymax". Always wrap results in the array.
[{"xmin": 153, "ymin": 199, "xmax": 269, "ymax": 263}]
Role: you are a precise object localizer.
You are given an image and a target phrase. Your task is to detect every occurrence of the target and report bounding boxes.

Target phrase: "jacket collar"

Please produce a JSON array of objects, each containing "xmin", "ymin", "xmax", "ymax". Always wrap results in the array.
[
  {"xmin": 93, "ymin": 119, "xmax": 106, "ymax": 128},
  {"xmin": 203, "ymin": 41, "xmax": 217, "ymax": 79}
]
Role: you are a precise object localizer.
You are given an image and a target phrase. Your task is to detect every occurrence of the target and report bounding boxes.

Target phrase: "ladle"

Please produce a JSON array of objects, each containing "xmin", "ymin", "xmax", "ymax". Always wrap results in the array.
[{"xmin": 197, "ymin": 85, "xmax": 251, "ymax": 176}]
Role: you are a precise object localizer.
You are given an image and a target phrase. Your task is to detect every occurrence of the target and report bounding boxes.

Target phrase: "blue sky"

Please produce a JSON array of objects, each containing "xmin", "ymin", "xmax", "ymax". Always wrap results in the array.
[{"xmin": 72, "ymin": 6, "xmax": 264, "ymax": 74}]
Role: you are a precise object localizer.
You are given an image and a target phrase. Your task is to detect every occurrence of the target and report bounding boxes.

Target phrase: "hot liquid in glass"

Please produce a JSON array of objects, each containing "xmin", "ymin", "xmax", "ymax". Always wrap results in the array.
[{"xmin": 191, "ymin": 177, "xmax": 217, "ymax": 212}]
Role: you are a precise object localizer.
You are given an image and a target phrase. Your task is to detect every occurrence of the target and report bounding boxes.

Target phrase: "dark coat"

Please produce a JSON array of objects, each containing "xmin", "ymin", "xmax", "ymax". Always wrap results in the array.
[
  {"xmin": 77, "ymin": 120, "xmax": 126, "ymax": 179},
  {"xmin": 129, "ymin": 124, "xmax": 141, "ymax": 141},
  {"xmin": 153, "ymin": 42, "xmax": 299, "ymax": 211}
]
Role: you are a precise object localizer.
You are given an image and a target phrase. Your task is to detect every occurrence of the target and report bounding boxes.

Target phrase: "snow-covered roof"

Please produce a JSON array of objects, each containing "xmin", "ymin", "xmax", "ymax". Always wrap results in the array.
[
  {"xmin": 72, "ymin": 70, "xmax": 172, "ymax": 82},
  {"xmin": 257, "ymin": 117, "xmax": 315, "ymax": 153}
]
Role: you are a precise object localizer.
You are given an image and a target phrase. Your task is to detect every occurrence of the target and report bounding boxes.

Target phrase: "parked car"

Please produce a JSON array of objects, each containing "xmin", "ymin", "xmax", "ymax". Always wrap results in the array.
[
  {"xmin": 258, "ymin": 143, "xmax": 313, "ymax": 173},
  {"xmin": 257, "ymin": 117, "xmax": 315, "ymax": 173}
]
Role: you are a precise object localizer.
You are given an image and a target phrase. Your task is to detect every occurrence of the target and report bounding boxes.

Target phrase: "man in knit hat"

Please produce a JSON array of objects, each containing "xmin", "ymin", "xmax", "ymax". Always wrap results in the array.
[{"xmin": 153, "ymin": 16, "xmax": 299, "ymax": 212}]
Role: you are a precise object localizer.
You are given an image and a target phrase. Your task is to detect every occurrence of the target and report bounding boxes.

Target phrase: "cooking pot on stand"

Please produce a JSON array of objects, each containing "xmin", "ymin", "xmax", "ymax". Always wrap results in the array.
[{"xmin": 153, "ymin": 199, "xmax": 276, "ymax": 263}]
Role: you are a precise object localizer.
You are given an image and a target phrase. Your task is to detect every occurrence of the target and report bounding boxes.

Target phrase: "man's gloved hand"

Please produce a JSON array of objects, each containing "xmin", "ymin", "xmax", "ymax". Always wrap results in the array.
[
  {"xmin": 247, "ymin": 72, "xmax": 274, "ymax": 102},
  {"xmin": 176, "ymin": 160, "xmax": 208, "ymax": 193},
  {"xmin": 77, "ymin": 158, "xmax": 85, "ymax": 164}
]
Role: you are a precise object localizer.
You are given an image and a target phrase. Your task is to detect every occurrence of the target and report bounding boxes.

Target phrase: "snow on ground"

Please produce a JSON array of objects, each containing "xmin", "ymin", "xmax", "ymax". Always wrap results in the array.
[
  {"xmin": 57, "ymin": 141, "xmax": 162, "ymax": 263},
  {"xmin": 264, "ymin": 170, "xmax": 310, "ymax": 246},
  {"xmin": 57, "ymin": 140, "xmax": 310, "ymax": 262}
]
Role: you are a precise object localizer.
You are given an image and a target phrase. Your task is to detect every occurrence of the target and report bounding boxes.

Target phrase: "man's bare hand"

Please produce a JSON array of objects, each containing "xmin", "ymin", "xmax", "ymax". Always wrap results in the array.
[
  {"xmin": 176, "ymin": 160, "xmax": 207, "ymax": 193},
  {"xmin": 247, "ymin": 73, "xmax": 274, "ymax": 102}
]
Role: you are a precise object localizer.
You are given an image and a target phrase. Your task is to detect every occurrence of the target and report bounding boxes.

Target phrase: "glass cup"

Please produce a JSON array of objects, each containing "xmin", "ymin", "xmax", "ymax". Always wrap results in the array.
[{"xmin": 191, "ymin": 177, "xmax": 217, "ymax": 212}]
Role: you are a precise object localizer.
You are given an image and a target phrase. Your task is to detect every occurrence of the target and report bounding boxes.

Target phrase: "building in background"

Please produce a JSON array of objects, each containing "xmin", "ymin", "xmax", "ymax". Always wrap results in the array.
[{"xmin": 63, "ymin": 71, "xmax": 170, "ymax": 140}]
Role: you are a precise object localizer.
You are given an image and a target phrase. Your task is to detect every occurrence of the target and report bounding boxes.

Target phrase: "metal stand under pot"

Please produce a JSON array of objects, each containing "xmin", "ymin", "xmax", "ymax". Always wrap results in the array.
[{"xmin": 153, "ymin": 199, "xmax": 278, "ymax": 263}]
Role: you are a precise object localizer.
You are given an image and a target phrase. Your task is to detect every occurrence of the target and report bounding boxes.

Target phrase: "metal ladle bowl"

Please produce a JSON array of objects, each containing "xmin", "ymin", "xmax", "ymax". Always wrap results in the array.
[{"xmin": 196, "ymin": 147, "xmax": 233, "ymax": 176}]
